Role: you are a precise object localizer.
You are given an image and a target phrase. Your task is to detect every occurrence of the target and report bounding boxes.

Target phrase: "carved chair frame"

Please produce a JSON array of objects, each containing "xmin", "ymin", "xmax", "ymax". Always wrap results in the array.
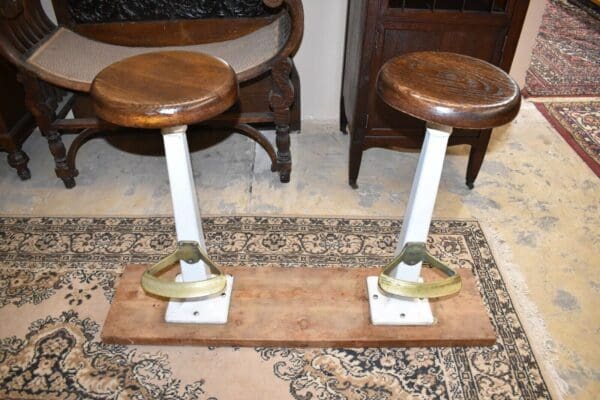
[{"xmin": 0, "ymin": 0, "xmax": 304, "ymax": 187}]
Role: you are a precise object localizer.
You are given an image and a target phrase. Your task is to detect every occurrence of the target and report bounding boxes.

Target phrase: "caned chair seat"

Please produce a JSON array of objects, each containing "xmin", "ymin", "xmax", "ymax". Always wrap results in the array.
[
  {"xmin": 27, "ymin": 12, "xmax": 290, "ymax": 92},
  {"xmin": 377, "ymin": 52, "xmax": 521, "ymax": 130}
]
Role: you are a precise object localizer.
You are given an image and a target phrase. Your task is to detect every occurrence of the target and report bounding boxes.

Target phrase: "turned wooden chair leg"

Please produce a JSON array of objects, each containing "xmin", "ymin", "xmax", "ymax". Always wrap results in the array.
[
  {"xmin": 270, "ymin": 58, "xmax": 295, "ymax": 183},
  {"xmin": 20, "ymin": 73, "xmax": 77, "ymax": 188},
  {"xmin": 44, "ymin": 129, "xmax": 77, "ymax": 188},
  {"xmin": 7, "ymin": 148, "xmax": 31, "ymax": 180},
  {"xmin": 289, "ymin": 63, "xmax": 302, "ymax": 134},
  {"xmin": 275, "ymin": 122, "xmax": 291, "ymax": 183}
]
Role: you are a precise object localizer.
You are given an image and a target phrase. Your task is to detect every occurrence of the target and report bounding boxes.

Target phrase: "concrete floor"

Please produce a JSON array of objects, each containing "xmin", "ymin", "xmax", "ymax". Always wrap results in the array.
[{"xmin": 0, "ymin": 100, "xmax": 598, "ymax": 399}]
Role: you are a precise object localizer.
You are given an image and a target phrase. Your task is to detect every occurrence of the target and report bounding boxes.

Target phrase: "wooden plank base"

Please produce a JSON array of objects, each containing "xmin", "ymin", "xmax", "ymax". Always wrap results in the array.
[{"xmin": 102, "ymin": 265, "xmax": 496, "ymax": 347}]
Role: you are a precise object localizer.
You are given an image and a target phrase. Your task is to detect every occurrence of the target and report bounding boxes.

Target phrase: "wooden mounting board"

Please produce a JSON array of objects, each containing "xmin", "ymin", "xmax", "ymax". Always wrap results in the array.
[{"xmin": 102, "ymin": 265, "xmax": 496, "ymax": 347}]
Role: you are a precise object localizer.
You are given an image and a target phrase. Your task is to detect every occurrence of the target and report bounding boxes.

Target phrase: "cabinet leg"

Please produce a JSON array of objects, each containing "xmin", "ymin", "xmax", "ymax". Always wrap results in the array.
[
  {"xmin": 466, "ymin": 130, "xmax": 491, "ymax": 189},
  {"xmin": 340, "ymin": 96, "xmax": 348, "ymax": 134},
  {"xmin": 349, "ymin": 140, "xmax": 363, "ymax": 189}
]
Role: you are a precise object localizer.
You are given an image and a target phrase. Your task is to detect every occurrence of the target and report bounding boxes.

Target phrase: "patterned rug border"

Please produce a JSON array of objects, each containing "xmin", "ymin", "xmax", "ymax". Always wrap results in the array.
[
  {"xmin": 0, "ymin": 215, "xmax": 557, "ymax": 399},
  {"xmin": 522, "ymin": 90, "xmax": 600, "ymax": 100},
  {"xmin": 525, "ymin": 96, "xmax": 600, "ymax": 102},
  {"xmin": 0, "ymin": 212, "xmax": 486, "ymax": 223},
  {"xmin": 535, "ymin": 102, "xmax": 600, "ymax": 177},
  {"xmin": 524, "ymin": 0, "xmax": 600, "ymax": 98}
]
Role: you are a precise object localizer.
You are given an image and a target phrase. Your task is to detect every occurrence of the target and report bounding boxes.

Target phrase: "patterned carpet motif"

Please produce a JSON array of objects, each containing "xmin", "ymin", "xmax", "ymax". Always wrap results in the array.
[
  {"xmin": 536, "ymin": 101, "xmax": 600, "ymax": 177},
  {"xmin": 525, "ymin": 0, "xmax": 600, "ymax": 97},
  {"xmin": 0, "ymin": 216, "xmax": 552, "ymax": 399}
]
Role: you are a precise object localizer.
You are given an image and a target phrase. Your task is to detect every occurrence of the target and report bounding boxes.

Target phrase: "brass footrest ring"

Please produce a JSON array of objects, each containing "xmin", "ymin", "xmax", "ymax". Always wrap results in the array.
[
  {"xmin": 378, "ymin": 242, "xmax": 462, "ymax": 298},
  {"xmin": 141, "ymin": 241, "xmax": 227, "ymax": 299}
]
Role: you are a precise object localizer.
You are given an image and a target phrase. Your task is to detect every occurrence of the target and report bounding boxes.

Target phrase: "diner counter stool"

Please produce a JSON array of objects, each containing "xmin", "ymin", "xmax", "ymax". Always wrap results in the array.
[
  {"xmin": 368, "ymin": 51, "xmax": 520, "ymax": 325},
  {"xmin": 91, "ymin": 51, "xmax": 238, "ymax": 324}
]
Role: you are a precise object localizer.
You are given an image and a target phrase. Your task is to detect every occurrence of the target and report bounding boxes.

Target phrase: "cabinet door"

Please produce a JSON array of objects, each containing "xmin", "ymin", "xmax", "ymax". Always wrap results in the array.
[{"xmin": 366, "ymin": 11, "xmax": 510, "ymax": 135}]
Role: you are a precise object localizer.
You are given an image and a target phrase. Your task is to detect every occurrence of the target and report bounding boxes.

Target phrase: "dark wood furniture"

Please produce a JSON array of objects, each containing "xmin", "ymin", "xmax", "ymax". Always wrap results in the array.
[
  {"xmin": 51, "ymin": 0, "xmax": 303, "ymax": 130},
  {"xmin": 341, "ymin": 0, "xmax": 530, "ymax": 188},
  {"xmin": 0, "ymin": 56, "xmax": 36, "ymax": 180},
  {"xmin": 0, "ymin": 0, "xmax": 303, "ymax": 188}
]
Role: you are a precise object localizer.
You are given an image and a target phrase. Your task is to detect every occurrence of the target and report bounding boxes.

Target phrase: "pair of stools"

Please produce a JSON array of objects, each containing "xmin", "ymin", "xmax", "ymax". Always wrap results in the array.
[{"xmin": 92, "ymin": 50, "xmax": 519, "ymax": 330}]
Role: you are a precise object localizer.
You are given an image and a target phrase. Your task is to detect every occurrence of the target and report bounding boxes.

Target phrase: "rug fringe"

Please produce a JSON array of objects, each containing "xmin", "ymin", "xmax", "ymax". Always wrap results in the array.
[{"xmin": 480, "ymin": 224, "xmax": 569, "ymax": 400}]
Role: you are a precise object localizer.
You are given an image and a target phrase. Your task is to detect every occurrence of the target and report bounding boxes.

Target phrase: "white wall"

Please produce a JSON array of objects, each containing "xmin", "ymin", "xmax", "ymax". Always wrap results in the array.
[
  {"xmin": 509, "ymin": 0, "xmax": 546, "ymax": 88},
  {"xmin": 41, "ymin": 0, "xmax": 56, "ymax": 23},
  {"xmin": 293, "ymin": 0, "xmax": 348, "ymax": 121}
]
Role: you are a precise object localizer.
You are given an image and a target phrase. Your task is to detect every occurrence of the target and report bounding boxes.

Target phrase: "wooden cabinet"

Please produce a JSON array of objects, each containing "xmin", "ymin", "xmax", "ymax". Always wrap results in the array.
[
  {"xmin": 341, "ymin": 0, "xmax": 530, "ymax": 188},
  {"xmin": 0, "ymin": 57, "xmax": 35, "ymax": 180}
]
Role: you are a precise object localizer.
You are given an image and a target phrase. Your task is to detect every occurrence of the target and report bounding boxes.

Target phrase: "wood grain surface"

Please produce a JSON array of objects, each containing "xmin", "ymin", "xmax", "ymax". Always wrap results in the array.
[
  {"xmin": 91, "ymin": 51, "xmax": 238, "ymax": 129},
  {"xmin": 102, "ymin": 265, "xmax": 496, "ymax": 347},
  {"xmin": 377, "ymin": 51, "xmax": 521, "ymax": 129}
]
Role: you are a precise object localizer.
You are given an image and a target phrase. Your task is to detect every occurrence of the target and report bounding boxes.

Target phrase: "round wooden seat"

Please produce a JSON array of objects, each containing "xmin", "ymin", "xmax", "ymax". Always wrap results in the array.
[
  {"xmin": 91, "ymin": 51, "xmax": 238, "ymax": 129},
  {"xmin": 377, "ymin": 52, "xmax": 521, "ymax": 130}
]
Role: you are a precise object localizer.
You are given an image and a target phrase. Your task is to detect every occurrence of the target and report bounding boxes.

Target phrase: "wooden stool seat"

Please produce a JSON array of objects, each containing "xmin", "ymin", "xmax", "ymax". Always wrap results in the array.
[
  {"xmin": 91, "ymin": 51, "xmax": 238, "ymax": 129},
  {"xmin": 377, "ymin": 52, "xmax": 521, "ymax": 130}
]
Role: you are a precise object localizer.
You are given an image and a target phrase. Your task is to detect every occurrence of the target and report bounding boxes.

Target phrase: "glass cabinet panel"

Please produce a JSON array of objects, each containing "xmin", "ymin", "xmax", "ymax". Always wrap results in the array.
[{"xmin": 388, "ymin": 0, "xmax": 508, "ymax": 12}]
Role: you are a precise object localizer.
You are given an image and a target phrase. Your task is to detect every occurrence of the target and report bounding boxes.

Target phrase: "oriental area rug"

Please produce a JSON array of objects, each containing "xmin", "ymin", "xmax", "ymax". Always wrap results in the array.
[
  {"xmin": 536, "ymin": 101, "xmax": 600, "ymax": 177},
  {"xmin": 525, "ymin": 0, "xmax": 599, "ymax": 178},
  {"xmin": 524, "ymin": 0, "xmax": 599, "ymax": 98},
  {"xmin": 0, "ymin": 216, "xmax": 551, "ymax": 399}
]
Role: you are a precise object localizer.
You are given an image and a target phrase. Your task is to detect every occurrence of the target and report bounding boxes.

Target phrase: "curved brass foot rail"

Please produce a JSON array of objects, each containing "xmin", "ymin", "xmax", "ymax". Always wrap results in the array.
[
  {"xmin": 141, "ymin": 241, "xmax": 227, "ymax": 299},
  {"xmin": 378, "ymin": 242, "xmax": 462, "ymax": 298}
]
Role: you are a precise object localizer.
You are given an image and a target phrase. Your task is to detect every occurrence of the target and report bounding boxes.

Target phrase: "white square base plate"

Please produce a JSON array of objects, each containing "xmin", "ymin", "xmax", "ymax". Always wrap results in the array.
[
  {"xmin": 367, "ymin": 276, "xmax": 436, "ymax": 326},
  {"xmin": 165, "ymin": 275, "xmax": 234, "ymax": 324}
]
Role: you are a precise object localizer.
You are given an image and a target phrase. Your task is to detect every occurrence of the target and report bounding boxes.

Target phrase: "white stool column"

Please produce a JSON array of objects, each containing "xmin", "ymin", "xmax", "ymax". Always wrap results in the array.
[
  {"xmin": 367, "ymin": 123, "xmax": 452, "ymax": 325},
  {"xmin": 161, "ymin": 125, "xmax": 233, "ymax": 324}
]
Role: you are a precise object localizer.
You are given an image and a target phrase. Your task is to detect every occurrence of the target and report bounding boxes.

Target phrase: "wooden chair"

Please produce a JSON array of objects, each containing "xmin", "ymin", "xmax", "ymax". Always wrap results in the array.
[{"xmin": 0, "ymin": 0, "xmax": 303, "ymax": 188}]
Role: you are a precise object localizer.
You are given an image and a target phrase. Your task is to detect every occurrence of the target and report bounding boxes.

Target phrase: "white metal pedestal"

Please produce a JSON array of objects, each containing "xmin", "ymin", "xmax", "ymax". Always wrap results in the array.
[
  {"xmin": 165, "ymin": 275, "xmax": 234, "ymax": 324},
  {"xmin": 368, "ymin": 124, "xmax": 452, "ymax": 326},
  {"xmin": 161, "ymin": 125, "xmax": 233, "ymax": 324}
]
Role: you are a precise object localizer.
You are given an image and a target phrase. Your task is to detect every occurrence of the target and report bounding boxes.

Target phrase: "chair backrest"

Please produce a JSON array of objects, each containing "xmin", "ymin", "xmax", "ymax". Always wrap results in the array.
[
  {"xmin": 0, "ymin": 0, "xmax": 56, "ymax": 68},
  {"xmin": 0, "ymin": 0, "xmax": 303, "ymax": 79},
  {"xmin": 50, "ymin": 0, "xmax": 282, "ymax": 47}
]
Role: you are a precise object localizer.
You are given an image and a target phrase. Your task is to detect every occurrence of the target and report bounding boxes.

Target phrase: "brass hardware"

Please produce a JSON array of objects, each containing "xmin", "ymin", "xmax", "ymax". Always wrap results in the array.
[
  {"xmin": 141, "ymin": 241, "xmax": 227, "ymax": 299},
  {"xmin": 378, "ymin": 242, "xmax": 462, "ymax": 298}
]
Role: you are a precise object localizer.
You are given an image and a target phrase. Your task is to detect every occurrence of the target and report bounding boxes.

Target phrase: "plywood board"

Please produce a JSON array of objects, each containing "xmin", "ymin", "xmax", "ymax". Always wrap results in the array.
[{"xmin": 102, "ymin": 265, "xmax": 496, "ymax": 347}]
